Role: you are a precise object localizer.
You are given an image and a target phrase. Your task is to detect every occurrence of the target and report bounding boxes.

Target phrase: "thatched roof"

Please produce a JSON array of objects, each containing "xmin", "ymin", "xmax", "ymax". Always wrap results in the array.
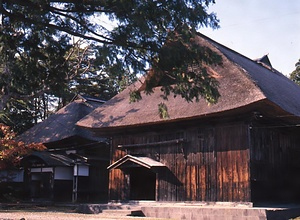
[
  {"xmin": 77, "ymin": 34, "xmax": 300, "ymax": 131},
  {"xmin": 17, "ymin": 95, "xmax": 105, "ymax": 144}
]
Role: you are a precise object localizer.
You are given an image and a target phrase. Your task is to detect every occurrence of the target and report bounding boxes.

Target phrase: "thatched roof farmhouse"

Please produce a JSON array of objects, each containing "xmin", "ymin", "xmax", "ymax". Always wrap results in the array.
[{"xmin": 77, "ymin": 33, "xmax": 300, "ymax": 204}]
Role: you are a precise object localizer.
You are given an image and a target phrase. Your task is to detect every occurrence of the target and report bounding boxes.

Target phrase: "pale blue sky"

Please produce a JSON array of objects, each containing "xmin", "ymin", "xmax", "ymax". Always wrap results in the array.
[{"xmin": 201, "ymin": 0, "xmax": 300, "ymax": 76}]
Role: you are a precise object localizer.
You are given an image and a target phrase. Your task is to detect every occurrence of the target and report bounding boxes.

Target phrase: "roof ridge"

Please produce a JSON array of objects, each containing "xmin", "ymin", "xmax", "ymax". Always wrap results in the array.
[{"xmin": 197, "ymin": 33, "xmax": 283, "ymax": 75}]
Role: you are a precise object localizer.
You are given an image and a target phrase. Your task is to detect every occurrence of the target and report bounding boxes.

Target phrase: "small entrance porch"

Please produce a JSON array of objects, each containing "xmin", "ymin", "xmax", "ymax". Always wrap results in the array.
[{"xmin": 108, "ymin": 155, "xmax": 165, "ymax": 201}]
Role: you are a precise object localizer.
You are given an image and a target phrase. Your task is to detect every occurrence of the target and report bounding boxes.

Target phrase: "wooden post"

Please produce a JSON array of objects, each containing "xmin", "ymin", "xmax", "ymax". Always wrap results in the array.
[{"xmin": 72, "ymin": 165, "xmax": 78, "ymax": 203}]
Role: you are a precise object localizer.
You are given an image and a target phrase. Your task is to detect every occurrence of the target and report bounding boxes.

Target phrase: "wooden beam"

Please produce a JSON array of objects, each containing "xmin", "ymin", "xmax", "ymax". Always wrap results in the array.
[{"xmin": 118, "ymin": 138, "xmax": 185, "ymax": 148}]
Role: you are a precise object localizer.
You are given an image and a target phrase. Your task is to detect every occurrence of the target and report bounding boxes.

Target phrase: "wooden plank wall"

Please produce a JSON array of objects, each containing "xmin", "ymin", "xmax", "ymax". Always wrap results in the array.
[
  {"xmin": 108, "ymin": 122, "xmax": 251, "ymax": 202},
  {"xmin": 183, "ymin": 123, "xmax": 250, "ymax": 202},
  {"xmin": 250, "ymin": 126, "xmax": 300, "ymax": 202},
  {"xmin": 108, "ymin": 137, "xmax": 127, "ymax": 201},
  {"xmin": 84, "ymin": 143, "xmax": 110, "ymax": 202},
  {"xmin": 214, "ymin": 124, "xmax": 250, "ymax": 202}
]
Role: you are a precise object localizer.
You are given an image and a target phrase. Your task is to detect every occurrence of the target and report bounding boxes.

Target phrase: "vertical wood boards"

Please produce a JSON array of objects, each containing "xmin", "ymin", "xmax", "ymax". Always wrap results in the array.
[
  {"xmin": 250, "ymin": 126, "xmax": 300, "ymax": 202},
  {"xmin": 108, "ymin": 122, "xmax": 251, "ymax": 202},
  {"xmin": 108, "ymin": 137, "xmax": 127, "ymax": 200},
  {"xmin": 215, "ymin": 124, "xmax": 250, "ymax": 202}
]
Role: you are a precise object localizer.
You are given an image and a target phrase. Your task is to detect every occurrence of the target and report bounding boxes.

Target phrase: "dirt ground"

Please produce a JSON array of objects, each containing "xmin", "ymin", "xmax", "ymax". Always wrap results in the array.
[
  {"xmin": 0, "ymin": 205, "xmax": 165, "ymax": 220},
  {"xmin": 0, "ymin": 210, "xmax": 165, "ymax": 220},
  {"xmin": 2, "ymin": 203, "xmax": 300, "ymax": 220},
  {"xmin": 0, "ymin": 210, "xmax": 111, "ymax": 220}
]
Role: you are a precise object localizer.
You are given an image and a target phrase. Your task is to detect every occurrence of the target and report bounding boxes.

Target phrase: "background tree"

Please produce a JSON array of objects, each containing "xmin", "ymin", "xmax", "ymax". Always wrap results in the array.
[
  {"xmin": 65, "ymin": 40, "xmax": 132, "ymax": 101},
  {"xmin": 0, "ymin": 0, "xmax": 220, "ymax": 132},
  {"xmin": 290, "ymin": 59, "xmax": 300, "ymax": 86},
  {"xmin": 0, "ymin": 23, "xmax": 72, "ymax": 133},
  {"xmin": 0, "ymin": 32, "xmax": 122, "ymax": 133}
]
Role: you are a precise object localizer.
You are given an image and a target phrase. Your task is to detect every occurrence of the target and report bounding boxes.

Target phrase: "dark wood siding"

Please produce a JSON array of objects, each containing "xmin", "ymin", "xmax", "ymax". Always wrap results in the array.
[
  {"xmin": 108, "ymin": 137, "xmax": 127, "ymax": 201},
  {"xmin": 108, "ymin": 121, "xmax": 251, "ymax": 202},
  {"xmin": 250, "ymin": 126, "xmax": 300, "ymax": 202},
  {"xmin": 215, "ymin": 124, "xmax": 250, "ymax": 202}
]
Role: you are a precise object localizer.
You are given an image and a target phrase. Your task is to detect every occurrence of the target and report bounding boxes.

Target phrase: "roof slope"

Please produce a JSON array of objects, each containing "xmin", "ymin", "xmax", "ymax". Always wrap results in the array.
[
  {"xmin": 77, "ymin": 34, "xmax": 300, "ymax": 130},
  {"xmin": 22, "ymin": 151, "xmax": 74, "ymax": 166},
  {"xmin": 107, "ymin": 155, "xmax": 166, "ymax": 170},
  {"xmin": 209, "ymin": 38, "xmax": 300, "ymax": 118},
  {"xmin": 17, "ymin": 95, "xmax": 105, "ymax": 144}
]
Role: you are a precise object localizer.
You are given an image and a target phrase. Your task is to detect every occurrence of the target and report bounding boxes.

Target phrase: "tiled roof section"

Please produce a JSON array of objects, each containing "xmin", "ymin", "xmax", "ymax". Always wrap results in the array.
[{"xmin": 23, "ymin": 151, "xmax": 74, "ymax": 167}]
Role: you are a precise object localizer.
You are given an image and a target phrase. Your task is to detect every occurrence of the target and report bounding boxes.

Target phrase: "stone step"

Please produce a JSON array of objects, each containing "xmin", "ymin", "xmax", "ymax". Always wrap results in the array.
[
  {"xmin": 101, "ymin": 209, "xmax": 135, "ymax": 216},
  {"xmin": 106, "ymin": 209, "xmax": 145, "ymax": 215},
  {"xmin": 77, "ymin": 202, "xmax": 147, "ymax": 214}
]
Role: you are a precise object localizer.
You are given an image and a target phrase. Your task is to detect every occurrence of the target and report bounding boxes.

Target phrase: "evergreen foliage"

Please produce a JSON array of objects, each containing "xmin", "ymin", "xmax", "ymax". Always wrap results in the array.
[{"xmin": 0, "ymin": 0, "xmax": 220, "ymax": 133}]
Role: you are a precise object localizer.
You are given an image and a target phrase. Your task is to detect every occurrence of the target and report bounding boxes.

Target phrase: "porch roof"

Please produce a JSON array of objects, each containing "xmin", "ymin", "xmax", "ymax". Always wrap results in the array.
[{"xmin": 107, "ymin": 155, "xmax": 166, "ymax": 170}]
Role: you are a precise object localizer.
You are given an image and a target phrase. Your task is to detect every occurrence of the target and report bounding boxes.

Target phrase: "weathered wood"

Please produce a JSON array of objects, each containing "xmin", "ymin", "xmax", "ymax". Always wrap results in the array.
[
  {"xmin": 249, "ymin": 125, "xmax": 300, "ymax": 202},
  {"xmin": 118, "ymin": 138, "xmax": 185, "ymax": 148},
  {"xmin": 107, "ymin": 121, "xmax": 253, "ymax": 202}
]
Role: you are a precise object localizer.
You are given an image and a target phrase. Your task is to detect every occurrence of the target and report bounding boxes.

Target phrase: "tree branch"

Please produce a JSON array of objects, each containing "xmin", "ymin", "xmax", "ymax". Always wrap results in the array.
[
  {"xmin": 47, "ymin": 6, "xmax": 113, "ymax": 42},
  {"xmin": 1, "ymin": 10, "xmax": 113, "ymax": 45}
]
